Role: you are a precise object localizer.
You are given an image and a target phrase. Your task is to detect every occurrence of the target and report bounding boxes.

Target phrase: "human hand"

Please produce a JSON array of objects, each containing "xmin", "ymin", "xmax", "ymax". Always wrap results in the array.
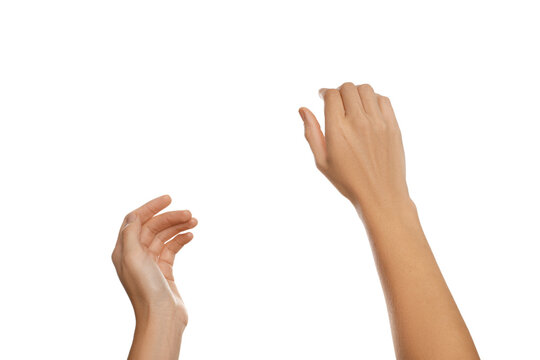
[
  {"xmin": 299, "ymin": 83, "xmax": 411, "ymax": 218},
  {"xmin": 112, "ymin": 195, "xmax": 198, "ymax": 327}
]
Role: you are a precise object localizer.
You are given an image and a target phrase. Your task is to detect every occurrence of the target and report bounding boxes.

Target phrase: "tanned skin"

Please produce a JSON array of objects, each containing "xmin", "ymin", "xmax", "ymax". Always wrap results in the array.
[
  {"xmin": 112, "ymin": 195, "xmax": 198, "ymax": 359},
  {"xmin": 299, "ymin": 82, "xmax": 479, "ymax": 360},
  {"xmin": 111, "ymin": 83, "xmax": 479, "ymax": 360}
]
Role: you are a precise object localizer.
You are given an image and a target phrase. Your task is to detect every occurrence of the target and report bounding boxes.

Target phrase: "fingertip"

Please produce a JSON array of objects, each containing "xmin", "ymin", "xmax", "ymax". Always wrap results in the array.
[
  {"xmin": 298, "ymin": 107, "xmax": 306, "ymax": 122},
  {"xmin": 154, "ymin": 194, "xmax": 172, "ymax": 208},
  {"xmin": 190, "ymin": 217, "xmax": 198, "ymax": 226},
  {"xmin": 300, "ymin": 107, "xmax": 316, "ymax": 124},
  {"xmin": 301, "ymin": 108, "xmax": 320, "ymax": 127},
  {"xmin": 318, "ymin": 88, "xmax": 328, "ymax": 99},
  {"xmin": 126, "ymin": 212, "xmax": 137, "ymax": 224},
  {"xmin": 180, "ymin": 232, "xmax": 194, "ymax": 246}
]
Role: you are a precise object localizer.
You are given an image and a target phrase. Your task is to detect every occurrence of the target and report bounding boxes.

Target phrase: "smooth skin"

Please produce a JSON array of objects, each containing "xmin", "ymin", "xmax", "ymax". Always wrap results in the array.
[
  {"xmin": 112, "ymin": 195, "xmax": 198, "ymax": 360},
  {"xmin": 299, "ymin": 82, "xmax": 480, "ymax": 359}
]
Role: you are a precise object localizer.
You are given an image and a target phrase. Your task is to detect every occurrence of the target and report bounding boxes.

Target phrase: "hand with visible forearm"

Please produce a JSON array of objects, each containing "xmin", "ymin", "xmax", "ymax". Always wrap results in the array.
[
  {"xmin": 299, "ymin": 83, "xmax": 479, "ymax": 359},
  {"xmin": 112, "ymin": 195, "xmax": 198, "ymax": 360}
]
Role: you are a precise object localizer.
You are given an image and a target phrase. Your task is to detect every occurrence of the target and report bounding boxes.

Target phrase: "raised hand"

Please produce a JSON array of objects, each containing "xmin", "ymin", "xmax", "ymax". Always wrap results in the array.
[
  {"xmin": 299, "ymin": 83, "xmax": 410, "ymax": 222},
  {"xmin": 298, "ymin": 83, "xmax": 479, "ymax": 359},
  {"xmin": 112, "ymin": 195, "xmax": 197, "ymax": 359}
]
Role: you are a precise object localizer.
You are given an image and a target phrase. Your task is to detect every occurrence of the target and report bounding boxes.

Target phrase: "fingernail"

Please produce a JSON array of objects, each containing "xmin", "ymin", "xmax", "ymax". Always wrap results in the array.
[{"xmin": 318, "ymin": 88, "xmax": 327, "ymax": 99}]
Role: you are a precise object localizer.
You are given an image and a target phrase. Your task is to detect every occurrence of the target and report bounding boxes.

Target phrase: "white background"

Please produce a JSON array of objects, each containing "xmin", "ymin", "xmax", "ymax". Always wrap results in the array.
[{"xmin": 1, "ymin": 0, "xmax": 539, "ymax": 359}]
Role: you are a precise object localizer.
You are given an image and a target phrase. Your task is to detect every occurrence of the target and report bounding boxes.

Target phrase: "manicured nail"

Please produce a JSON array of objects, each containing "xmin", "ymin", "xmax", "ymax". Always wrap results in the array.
[{"xmin": 318, "ymin": 88, "xmax": 328, "ymax": 99}]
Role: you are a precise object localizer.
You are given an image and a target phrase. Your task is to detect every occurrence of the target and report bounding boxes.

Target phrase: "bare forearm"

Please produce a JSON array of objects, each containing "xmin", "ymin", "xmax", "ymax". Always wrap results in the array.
[
  {"xmin": 128, "ymin": 305, "xmax": 186, "ymax": 360},
  {"xmin": 299, "ymin": 82, "xmax": 479, "ymax": 358},
  {"xmin": 359, "ymin": 198, "xmax": 479, "ymax": 360}
]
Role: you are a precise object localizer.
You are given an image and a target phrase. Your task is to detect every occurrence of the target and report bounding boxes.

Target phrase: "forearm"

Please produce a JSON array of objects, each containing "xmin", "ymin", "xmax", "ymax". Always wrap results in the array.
[
  {"xmin": 358, "ymin": 198, "xmax": 479, "ymax": 360},
  {"xmin": 299, "ymin": 82, "xmax": 479, "ymax": 358},
  {"xmin": 128, "ymin": 306, "xmax": 185, "ymax": 360}
]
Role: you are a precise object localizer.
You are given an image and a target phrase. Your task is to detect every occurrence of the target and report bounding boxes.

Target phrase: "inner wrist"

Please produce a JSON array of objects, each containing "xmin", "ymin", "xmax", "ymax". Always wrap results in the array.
[{"xmin": 135, "ymin": 303, "xmax": 186, "ymax": 329}]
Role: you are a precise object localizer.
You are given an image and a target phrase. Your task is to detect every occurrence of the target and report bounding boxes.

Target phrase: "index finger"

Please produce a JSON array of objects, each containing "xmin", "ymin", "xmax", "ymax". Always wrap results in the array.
[{"xmin": 125, "ymin": 194, "xmax": 172, "ymax": 225}]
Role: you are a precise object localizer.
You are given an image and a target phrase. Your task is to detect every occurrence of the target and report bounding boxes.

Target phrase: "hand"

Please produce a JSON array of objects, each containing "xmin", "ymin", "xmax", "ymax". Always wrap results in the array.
[
  {"xmin": 112, "ymin": 195, "xmax": 198, "ymax": 327},
  {"xmin": 299, "ymin": 82, "xmax": 411, "ymax": 218},
  {"xmin": 299, "ymin": 84, "xmax": 480, "ymax": 359}
]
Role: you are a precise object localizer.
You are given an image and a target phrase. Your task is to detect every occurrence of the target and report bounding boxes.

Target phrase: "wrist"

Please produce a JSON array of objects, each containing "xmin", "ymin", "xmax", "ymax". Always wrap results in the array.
[
  {"xmin": 353, "ymin": 195, "xmax": 420, "ymax": 234},
  {"xmin": 129, "ymin": 304, "xmax": 185, "ymax": 360},
  {"xmin": 134, "ymin": 302, "xmax": 187, "ymax": 332}
]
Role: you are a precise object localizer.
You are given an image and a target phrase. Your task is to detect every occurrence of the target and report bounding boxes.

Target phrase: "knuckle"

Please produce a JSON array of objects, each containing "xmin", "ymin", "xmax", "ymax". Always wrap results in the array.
[
  {"xmin": 358, "ymin": 84, "xmax": 374, "ymax": 93},
  {"xmin": 181, "ymin": 313, "xmax": 189, "ymax": 328},
  {"xmin": 123, "ymin": 212, "xmax": 133, "ymax": 223},
  {"xmin": 389, "ymin": 124, "xmax": 401, "ymax": 135},
  {"xmin": 340, "ymin": 82, "xmax": 355, "ymax": 90},
  {"xmin": 324, "ymin": 88, "xmax": 339, "ymax": 100}
]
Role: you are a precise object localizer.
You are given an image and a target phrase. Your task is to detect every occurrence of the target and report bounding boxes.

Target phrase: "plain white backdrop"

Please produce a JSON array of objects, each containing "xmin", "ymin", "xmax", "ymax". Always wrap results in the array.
[{"xmin": 1, "ymin": 0, "xmax": 539, "ymax": 358}]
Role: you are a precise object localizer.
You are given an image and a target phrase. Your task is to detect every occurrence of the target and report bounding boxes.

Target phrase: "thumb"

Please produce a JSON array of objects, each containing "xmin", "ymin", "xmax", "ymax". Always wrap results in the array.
[{"xmin": 299, "ymin": 107, "xmax": 327, "ymax": 170}]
